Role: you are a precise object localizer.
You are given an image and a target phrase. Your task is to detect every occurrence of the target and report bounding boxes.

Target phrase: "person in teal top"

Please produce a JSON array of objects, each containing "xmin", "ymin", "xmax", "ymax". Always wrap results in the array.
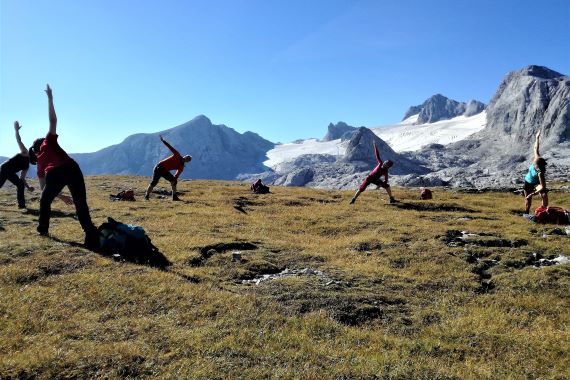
[{"xmin": 523, "ymin": 130, "xmax": 548, "ymax": 214}]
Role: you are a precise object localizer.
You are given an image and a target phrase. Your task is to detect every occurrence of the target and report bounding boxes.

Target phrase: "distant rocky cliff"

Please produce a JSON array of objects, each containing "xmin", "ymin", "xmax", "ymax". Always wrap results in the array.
[{"xmin": 403, "ymin": 94, "xmax": 486, "ymax": 123}]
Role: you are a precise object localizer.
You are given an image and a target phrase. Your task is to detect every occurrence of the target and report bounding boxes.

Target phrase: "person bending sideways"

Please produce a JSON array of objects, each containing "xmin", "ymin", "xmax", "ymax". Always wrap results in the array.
[
  {"xmin": 523, "ymin": 130, "xmax": 548, "ymax": 214},
  {"xmin": 29, "ymin": 85, "xmax": 99, "ymax": 249},
  {"xmin": 144, "ymin": 135, "xmax": 192, "ymax": 201},
  {"xmin": 350, "ymin": 142, "xmax": 395, "ymax": 204},
  {"xmin": 0, "ymin": 122, "xmax": 34, "ymax": 209}
]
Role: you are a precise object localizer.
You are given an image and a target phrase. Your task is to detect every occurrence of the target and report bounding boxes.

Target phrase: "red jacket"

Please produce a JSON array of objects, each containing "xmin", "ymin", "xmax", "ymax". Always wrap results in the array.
[
  {"xmin": 36, "ymin": 133, "xmax": 73, "ymax": 178},
  {"xmin": 158, "ymin": 140, "xmax": 185, "ymax": 178}
]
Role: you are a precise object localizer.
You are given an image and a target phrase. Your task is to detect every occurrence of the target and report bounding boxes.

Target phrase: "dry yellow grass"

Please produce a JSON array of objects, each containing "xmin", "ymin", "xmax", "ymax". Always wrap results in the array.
[{"xmin": 0, "ymin": 176, "xmax": 569, "ymax": 379}]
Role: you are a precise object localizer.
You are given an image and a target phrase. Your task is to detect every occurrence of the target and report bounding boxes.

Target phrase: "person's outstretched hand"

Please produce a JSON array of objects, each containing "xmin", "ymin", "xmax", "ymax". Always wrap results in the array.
[
  {"xmin": 45, "ymin": 84, "xmax": 53, "ymax": 99},
  {"xmin": 14, "ymin": 121, "xmax": 21, "ymax": 131},
  {"xmin": 59, "ymin": 194, "xmax": 73, "ymax": 205}
]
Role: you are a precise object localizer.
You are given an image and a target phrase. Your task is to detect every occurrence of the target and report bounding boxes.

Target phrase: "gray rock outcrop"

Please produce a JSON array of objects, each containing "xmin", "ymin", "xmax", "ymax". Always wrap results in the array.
[
  {"xmin": 322, "ymin": 122, "xmax": 357, "ymax": 141},
  {"xmin": 406, "ymin": 65, "xmax": 570, "ymax": 188},
  {"xmin": 403, "ymin": 94, "xmax": 486, "ymax": 123}
]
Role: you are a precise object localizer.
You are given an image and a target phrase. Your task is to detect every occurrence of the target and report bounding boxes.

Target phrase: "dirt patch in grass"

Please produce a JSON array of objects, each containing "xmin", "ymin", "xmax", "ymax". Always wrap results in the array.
[
  {"xmin": 390, "ymin": 202, "xmax": 477, "ymax": 213},
  {"xmin": 188, "ymin": 242, "xmax": 259, "ymax": 266},
  {"xmin": 2, "ymin": 251, "xmax": 94, "ymax": 285},
  {"xmin": 254, "ymin": 277, "xmax": 407, "ymax": 326},
  {"xmin": 442, "ymin": 230, "xmax": 527, "ymax": 248}
]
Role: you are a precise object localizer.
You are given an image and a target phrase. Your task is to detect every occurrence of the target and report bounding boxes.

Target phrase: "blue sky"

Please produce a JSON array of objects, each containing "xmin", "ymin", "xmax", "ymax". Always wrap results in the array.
[{"xmin": 1, "ymin": 0, "xmax": 569, "ymax": 157}]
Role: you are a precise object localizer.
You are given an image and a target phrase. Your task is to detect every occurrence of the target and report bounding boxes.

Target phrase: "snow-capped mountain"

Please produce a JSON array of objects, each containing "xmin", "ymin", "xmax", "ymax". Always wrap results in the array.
[{"xmin": 263, "ymin": 109, "xmax": 486, "ymax": 170}]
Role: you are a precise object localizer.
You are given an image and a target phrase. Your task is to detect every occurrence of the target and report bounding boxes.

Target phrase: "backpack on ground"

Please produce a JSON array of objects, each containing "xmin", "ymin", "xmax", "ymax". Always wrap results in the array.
[
  {"xmin": 98, "ymin": 217, "xmax": 170, "ymax": 267},
  {"xmin": 534, "ymin": 206, "xmax": 570, "ymax": 225},
  {"xmin": 110, "ymin": 188, "xmax": 135, "ymax": 201},
  {"xmin": 251, "ymin": 179, "xmax": 270, "ymax": 194},
  {"xmin": 420, "ymin": 188, "xmax": 433, "ymax": 200}
]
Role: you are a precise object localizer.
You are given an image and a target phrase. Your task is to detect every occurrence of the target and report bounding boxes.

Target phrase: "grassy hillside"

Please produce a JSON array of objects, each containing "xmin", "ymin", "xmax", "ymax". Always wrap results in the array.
[{"xmin": 1, "ymin": 176, "xmax": 569, "ymax": 379}]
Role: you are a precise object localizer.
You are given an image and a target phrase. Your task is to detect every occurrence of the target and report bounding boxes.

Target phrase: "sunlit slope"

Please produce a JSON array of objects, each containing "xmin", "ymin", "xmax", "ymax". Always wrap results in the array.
[{"xmin": 0, "ymin": 176, "xmax": 568, "ymax": 379}]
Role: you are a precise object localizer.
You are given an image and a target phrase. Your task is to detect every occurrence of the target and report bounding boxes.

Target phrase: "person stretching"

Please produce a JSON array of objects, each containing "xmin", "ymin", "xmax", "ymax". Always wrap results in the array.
[
  {"xmin": 350, "ymin": 142, "xmax": 395, "ymax": 204},
  {"xmin": 0, "ymin": 122, "xmax": 34, "ymax": 209},
  {"xmin": 523, "ymin": 130, "xmax": 548, "ymax": 214},
  {"xmin": 29, "ymin": 85, "xmax": 99, "ymax": 249},
  {"xmin": 144, "ymin": 135, "xmax": 192, "ymax": 201}
]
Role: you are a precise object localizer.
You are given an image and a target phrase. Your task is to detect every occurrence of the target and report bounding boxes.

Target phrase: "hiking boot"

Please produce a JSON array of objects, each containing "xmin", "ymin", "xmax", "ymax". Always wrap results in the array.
[
  {"xmin": 37, "ymin": 226, "xmax": 49, "ymax": 236},
  {"xmin": 18, "ymin": 205, "xmax": 26, "ymax": 209},
  {"xmin": 172, "ymin": 196, "xmax": 181, "ymax": 201},
  {"xmin": 389, "ymin": 197, "xmax": 396, "ymax": 204},
  {"xmin": 349, "ymin": 198, "xmax": 356, "ymax": 205}
]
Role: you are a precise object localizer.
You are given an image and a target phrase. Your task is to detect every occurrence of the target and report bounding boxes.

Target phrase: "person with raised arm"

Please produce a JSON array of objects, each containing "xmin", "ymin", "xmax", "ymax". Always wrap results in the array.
[
  {"xmin": 0, "ymin": 122, "xmax": 34, "ymax": 209},
  {"xmin": 144, "ymin": 135, "xmax": 192, "ymax": 201},
  {"xmin": 523, "ymin": 130, "xmax": 548, "ymax": 214},
  {"xmin": 28, "ymin": 85, "xmax": 99, "ymax": 249},
  {"xmin": 350, "ymin": 141, "xmax": 395, "ymax": 204}
]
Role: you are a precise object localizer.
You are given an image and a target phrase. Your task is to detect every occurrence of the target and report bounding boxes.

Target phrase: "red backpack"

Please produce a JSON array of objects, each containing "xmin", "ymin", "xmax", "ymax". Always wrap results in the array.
[
  {"xmin": 534, "ymin": 206, "xmax": 570, "ymax": 224},
  {"xmin": 420, "ymin": 188, "xmax": 433, "ymax": 200}
]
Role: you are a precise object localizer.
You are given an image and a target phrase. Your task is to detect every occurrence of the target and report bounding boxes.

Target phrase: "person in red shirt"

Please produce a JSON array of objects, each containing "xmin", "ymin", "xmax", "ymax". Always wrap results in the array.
[
  {"xmin": 350, "ymin": 142, "xmax": 395, "ymax": 204},
  {"xmin": 144, "ymin": 136, "xmax": 192, "ymax": 201},
  {"xmin": 28, "ymin": 85, "xmax": 99, "ymax": 249}
]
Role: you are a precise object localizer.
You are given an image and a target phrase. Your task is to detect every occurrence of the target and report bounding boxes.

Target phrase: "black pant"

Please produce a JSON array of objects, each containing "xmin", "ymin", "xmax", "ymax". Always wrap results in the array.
[
  {"xmin": 150, "ymin": 164, "xmax": 176, "ymax": 186},
  {"xmin": 38, "ymin": 160, "xmax": 96, "ymax": 237},
  {"xmin": 0, "ymin": 165, "xmax": 25, "ymax": 208}
]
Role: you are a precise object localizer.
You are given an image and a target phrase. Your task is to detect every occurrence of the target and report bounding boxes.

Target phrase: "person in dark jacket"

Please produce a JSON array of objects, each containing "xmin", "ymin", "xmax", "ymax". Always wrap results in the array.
[
  {"xmin": 29, "ymin": 85, "xmax": 99, "ymax": 249},
  {"xmin": 0, "ymin": 121, "xmax": 35, "ymax": 209}
]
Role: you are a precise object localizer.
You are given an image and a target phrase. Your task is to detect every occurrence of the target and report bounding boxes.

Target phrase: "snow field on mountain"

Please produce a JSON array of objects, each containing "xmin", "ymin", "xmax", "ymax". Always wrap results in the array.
[{"xmin": 264, "ymin": 111, "xmax": 487, "ymax": 168}]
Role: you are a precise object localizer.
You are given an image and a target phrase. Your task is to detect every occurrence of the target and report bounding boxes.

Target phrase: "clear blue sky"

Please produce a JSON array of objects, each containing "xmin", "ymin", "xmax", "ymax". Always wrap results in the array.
[{"xmin": 1, "ymin": 0, "xmax": 569, "ymax": 157}]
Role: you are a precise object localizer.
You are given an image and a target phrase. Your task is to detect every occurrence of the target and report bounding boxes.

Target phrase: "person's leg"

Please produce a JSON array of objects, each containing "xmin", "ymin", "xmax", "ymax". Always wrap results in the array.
[
  {"xmin": 385, "ymin": 185, "xmax": 395, "ymax": 203},
  {"xmin": 350, "ymin": 189, "xmax": 362, "ymax": 204},
  {"xmin": 38, "ymin": 167, "xmax": 67, "ymax": 235},
  {"xmin": 351, "ymin": 177, "xmax": 371, "ymax": 204},
  {"xmin": 65, "ymin": 161, "xmax": 98, "ymax": 246},
  {"xmin": 540, "ymin": 191, "xmax": 549, "ymax": 208},
  {"xmin": 170, "ymin": 180, "xmax": 180, "ymax": 200},
  {"xmin": 523, "ymin": 182, "xmax": 533, "ymax": 214},
  {"xmin": 145, "ymin": 165, "xmax": 162, "ymax": 200},
  {"xmin": 6, "ymin": 172, "xmax": 26, "ymax": 208},
  {"xmin": 0, "ymin": 167, "xmax": 8, "ymax": 188}
]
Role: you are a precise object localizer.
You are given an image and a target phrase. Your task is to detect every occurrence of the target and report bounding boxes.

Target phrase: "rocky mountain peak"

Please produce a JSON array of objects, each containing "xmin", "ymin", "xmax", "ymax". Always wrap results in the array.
[
  {"xmin": 486, "ymin": 65, "xmax": 569, "ymax": 145},
  {"xmin": 517, "ymin": 65, "xmax": 564, "ymax": 80},
  {"xmin": 322, "ymin": 122, "xmax": 357, "ymax": 141},
  {"xmin": 403, "ymin": 94, "xmax": 486, "ymax": 124}
]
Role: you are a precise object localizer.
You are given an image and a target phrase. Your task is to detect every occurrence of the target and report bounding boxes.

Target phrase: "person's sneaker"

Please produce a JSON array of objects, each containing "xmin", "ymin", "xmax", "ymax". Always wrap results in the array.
[
  {"xmin": 389, "ymin": 197, "xmax": 396, "ymax": 204},
  {"xmin": 349, "ymin": 198, "xmax": 356, "ymax": 204},
  {"xmin": 144, "ymin": 194, "xmax": 149, "ymax": 201}
]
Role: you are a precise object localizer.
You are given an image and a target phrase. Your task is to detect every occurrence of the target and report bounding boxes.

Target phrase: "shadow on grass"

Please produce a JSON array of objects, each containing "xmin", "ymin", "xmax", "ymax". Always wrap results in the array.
[
  {"xmin": 23, "ymin": 208, "xmax": 78, "ymax": 219},
  {"xmin": 389, "ymin": 202, "xmax": 478, "ymax": 213},
  {"xmin": 47, "ymin": 235, "xmax": 172, "ymax": 270}
]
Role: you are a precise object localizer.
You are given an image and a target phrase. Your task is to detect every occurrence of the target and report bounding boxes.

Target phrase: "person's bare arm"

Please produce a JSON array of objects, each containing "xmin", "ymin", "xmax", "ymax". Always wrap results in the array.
[
  {"xmin": 46, "ymin": 85, "xmax": 57, "ymax": 135},
  {"xmin": 19, "ymin": 169, "xmax": 34, "ymax": 191},
  {"xmin": 14, "ymin": 121, "xmax": 29, "ymax": 156},
  {"xmin": 533, "ymin": 130, "xmax": 541, "ymax": 159},
  {"xmin": 160, "ymin": 135, "xmax": 180, "ymax": 156},
  {"xmin": 373, "ymin": 142, "xmax": 382, "ymax": 164}
]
